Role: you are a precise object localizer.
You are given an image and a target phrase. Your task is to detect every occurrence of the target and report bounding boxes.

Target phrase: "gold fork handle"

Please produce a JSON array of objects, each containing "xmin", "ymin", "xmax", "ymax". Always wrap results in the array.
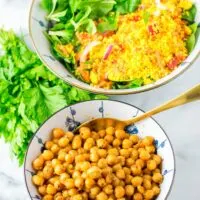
[{"xmin": 127, "ymin": 84, "xmax": 200, "ymax": 125}]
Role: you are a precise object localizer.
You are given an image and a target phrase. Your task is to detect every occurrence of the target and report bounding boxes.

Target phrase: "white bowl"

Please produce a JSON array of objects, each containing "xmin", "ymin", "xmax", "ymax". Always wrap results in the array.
[
  {"xmin": 29, "ymin": 0, "xmax": 200, "ymax": 95},
  {"xmin": 24, "ymin": 100, "xmax": 175, "ymax": 200}
]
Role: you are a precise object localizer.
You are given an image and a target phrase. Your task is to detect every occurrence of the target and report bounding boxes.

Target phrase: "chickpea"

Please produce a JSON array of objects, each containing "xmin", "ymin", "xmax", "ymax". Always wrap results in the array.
[
  {"xmin": 48, "ymin": 176, "xmax": 59, "ymax": 185},
  {"xmin": 115, "ymin": 130, "xmax": 126, "ymax": 139},
  {"xmin": 77, "ymin": 147, "xmax": 85, "ymax": 154},
  {"xmin": 52, "ymin": 128, "xmax": 64, "ymax": 139},
  {"xmin": 131, "ymin": 176, "xmax": 143, "ymax": 187},
  {"xmin": 152, "ymin": 155, "xmax": 162, "ymax": 165},
  {"xmin": 98, "ymin": 158, "xmax": 107, "ymax": 168},
  {"xmin": 42, "ymin": 150, "xmax": 54, "ymax": 161},
  {"xmin": 58, "ymin": 137, "xmax": 69, "ymax": 148},
  {"xmin": 64, "ymin": 154, "xmax": 74, "ymax": 164},
  {"xmin": 147, "ymin": 160, "xmax": 157, "ymax": 171},
  {"xmin": 130, "ymin": 135, "xmax": 140, "ymax": 144},
  {"xmin": 145, "ymin": 145, "xmax": 155, "ymax": 153},
  {"xmin": 54, "ymin": 164, "xmax": 65, "ymax": 175},
  {"xmin": 32, "ymin": 175, "xmax": 44, "ymax": 186},
  {"xmin": 117, "ymin": 156, "xmax": 125, "ymax": 166},
  {"xmin": 71, "ymin": 194, "xmax": 83, "ymax": 200},
  {"xmin": 64, "ymin": 178, "xmax": 75, "ymax": 189},
  {"xmin": 45, "ymin": 141, "xmax": 54, "ymax": 150},
  {"xmin": 65, "ymin": 131, "xmax": 74, "ymax": 141},
  {"xmin": 97, "ymin": 139, "xmax": 108, "ymax": 148},
  {"xmin": 133, "ymin": 193, "xmax": 143, "ymax": 200},
  {"xmin": 97, "ymin": 178, "xmax": 106, "ymax": 187},
  {"xmin": 106, "ymin": 154, "xmax": 117, "ymax": 165},
  {"xmin": 114, "ymin": 186, "xmax": 125, "ymax": 198},
  {"xmin": 104, "ymin": 135, "xmax": 114, "ymax": 144},
  {"xmin": 113, "ymin": 176, "xmax": 120, "ymax": 187},
  {"xmin": 119, "ymin": 180, "xmax": 125, "ymax": 187},
  {"xmin": 97, "ymin": 192, "xmax": 108, "ymax": 200},
  {"xmin": 57, "ymin": 151, "xmax": 66, "ymax": 161},
  {"xmin": 33, "ymin": 157, "xmax": 44, "ymax": 170},
  {"xmin": 90, "ymin": 186, "xmax": 101, "ymax": 198},
  {"xmin": 105, "ymin": 174, "xmax": 113, "ymax": 184},
  {"xmin": 119, "ymin": 149, "xmax": 130, "ymax": 158},
  {"xmin": 53, "ymin": 139, "xmax": 59, "ymax": 144},
  {"xmin": 85, "ymin": 178, "xmax": 95, "ymax": 188},
  {"xmin": 92, "ymin": 131, "xmax": 99, "ymax": 140},
  {"xmin": 82, "ymin": 192, "xmax": 88, "ymax": 200},
  {"xmin": 90, "ymin": 146, "xmax": 98, "ymax": 153},
  {"xmin": 74, "ymin": 177, "xmax": 84, "ymax": 188},
  {"xmin": 38, "ymin": 185, "xmax": 46, "ymax": 195},
  {"xmin": 125, "ymin": 174, "xmax": 133, "ymax": 184},
  {"xmin": 43, "ymin": 195, "xmax": 53, "ymax": 200},
  {"xmin": 72, "ymin": 171, "xmax": 81, "ymax": 179},
  {"xmin": 143, "ymin": 175, "xmax": 152, "ymax": 181},
  {"xmin": 54, "ymin": 180, "xmax": 64, "ymax": 191},
  {"xmin": 113, "ymin": 138, "xmax": 121, "ymax": 147},
  {"xmin": 125, "ymin": 185, "xmax": 134, "ymax": 196},
  {"xmin": 116, "ymin": 169, "xmax": 125, "ymax": 179},
  {"xmin": 66, "ymin": 164, "xmax": 74, "ymax": 174},
  {"xmin": 69, "ymin": 149, "xmax": 78, "ymax": 157},
  {"xmin": 90, "ymin": 153, "xmax": 99, "ymax": 162},
  {"xmin": 137, "ymin": 185, "xmax": 145, "ymax": 194},
  {"xmin": 143, "ymin": 136, "xmax": 154, "ymax": 146},
  {"xmin": 152, "ymin": 184, "xmax": 160, "ymax": 195},
  {"xmin": 103, "ymin": 184, "xmax": 113, "ymax": 195},
  {"xmin": 102, "ymin": 167, "xmax": 113, "ymax": 177},
  {"xmin": 51, "ymin": 144, "xmax": 60, "ymax": 154},
  {"xmin": 144, "ymin": 190, "xmax": 154, "ymax": 199},
  {"xmin": 80, "ymin": 127, "xmax": 91, "ymax": 139},
  {"xmin": 152, "ymin": 173, "xmax": 163, "ymax": 184},
  {"xmin": 126, "ymin": 158, "xmax": 134, "ymax": 167},
  {"xmin": 113, "ymin": 163, "xmax": 122, "ymax": 172},
  {"xmin": 108, "ymin": 148, "xmax": 119, "ymax": 156},
  {"xmin": 122, "ymin": 139, "xmax": 132, "ymax": 149},
  {"xmin": 75, "ymin": 154, "xmax": 86, "ymax": 163},
  {"xmin": 139, "ymin": 150, "xmax": 151, "ymax": 161},
  {"xmin": 72, "ymin": 135, "xmax": 82, "ymax": 149},
  {"xmin": 54, "ymin": 195, "xmax": 65, "ymax": 200},
  {"xmin": 59, "ymin": 173, "xmax": 69, "ymax": 184},
  {"xmin": 51, "ymin": 159, "xmax": 60, "ymax": 168},
  {"xmin": 131, "ymin": 165, "xmax": 142, "ymax": 176},
  {"xmin": 143, "ymin": 168, "xmax": 151, "ymax": 175},
  {"xmin": 136, "ymin": 159, "xmax": 145, "ymax": 169},
  {"xmin": 106, "ymin": 127, "xmax": 115, "ymax": 135},
  {"xmin": 153, "ymin": 168, "xmax": 161, "ymax": 174},
  {"xmin": 78, "ymin": 161, "xmax": 90, "ymax": 172},
  {"xmin": 131, "ymin": 149, "xmax": 139, "ymax": 160},
  {"xmin": 43, "ymin": 165, "xmax": 54, "ymax": 179},
  {"xmin": 98, "ymin": 149, "xmax": 107, "ymax": 158},
  {"xmin": 123, "ymin": 167, "xmax": 131, "ymax": 175},
  {"xmin": 98, "ymin": 129, "xmax": 106, "ymax": 138},
  {"xmin": 46, "ymin": 184, "xmax": 57, "ymax": 195},
  {"xmin": 68, "ymin": 188, "xmax": 78, "ymax": 196},
  {"xmin": 87, "ymin": 166, "xmax": 102, "ymax": 179},
  {"xmin": 84, "ymin": 138, "xmax": 95, "ymax": 150},
  {"xmin": 62, "ymin": 190, "xmax": 69, "ymax": 198}
]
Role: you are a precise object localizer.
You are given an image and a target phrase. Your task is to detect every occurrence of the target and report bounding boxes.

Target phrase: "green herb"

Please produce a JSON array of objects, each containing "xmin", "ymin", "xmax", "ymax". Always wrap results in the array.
[
  {"xmin": 186, "ymin": 23, "xmax": 200, "ymax": 53},
  {"xmin": 115, "ymin": 0, "xmax": 141, "ymax": 14},
  {"xmin": 113, "ymin": 79, "xmax": 144, "ymax": 89},
  {"xmin": 182, "ymin": 4, "xmax": 197, "ymax": 23},
  {"xmin": 143, "ymin": 11, "xmax": 150, "ymax": 24},
  {"xmin": 0, "ymin": 29, "xmax": 108, "ymax": 165}
]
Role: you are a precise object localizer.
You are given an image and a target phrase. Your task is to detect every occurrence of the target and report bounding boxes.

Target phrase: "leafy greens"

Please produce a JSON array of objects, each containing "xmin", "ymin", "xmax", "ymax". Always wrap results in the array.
[{"xmin": 0, "ymin": 29, "xmax": 107, "ymax": 165}]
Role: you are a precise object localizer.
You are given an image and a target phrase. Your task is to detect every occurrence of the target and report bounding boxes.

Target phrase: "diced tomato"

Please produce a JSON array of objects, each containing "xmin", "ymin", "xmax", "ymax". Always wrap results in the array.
[
  {"xmin": 133, "ymin": 16, "xmax": 141, "ymax": 22},
  {"xmin": 148, "ymin": 25, "xmax": 156, "ymax": 35},
  {"xmin": 103, "ymin": 31, "xmax": 114, "ymax": 38},
  {"xmin": 167, "ymin": 56, "xmax": 184, "ymax": 70}
]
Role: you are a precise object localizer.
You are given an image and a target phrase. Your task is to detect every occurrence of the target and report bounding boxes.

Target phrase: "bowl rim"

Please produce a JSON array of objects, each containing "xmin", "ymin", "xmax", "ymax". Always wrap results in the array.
[
  {"xmin": 24, "ymin": 99, "xmax": 176, "ymax": 200},
  {"xmin": 29, "ymin": 0, "xmax": 200, "ymax": 95}
]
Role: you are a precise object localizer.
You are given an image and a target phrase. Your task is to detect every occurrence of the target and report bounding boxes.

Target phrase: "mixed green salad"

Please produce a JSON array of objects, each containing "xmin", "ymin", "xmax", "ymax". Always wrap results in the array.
[
  {"xmin": 0, "ymin": 29, "xmax": 107, "ymax": 165},
  {"xmin": 41, "ymin": 0, "xmax": 199, "ymax": 89}
]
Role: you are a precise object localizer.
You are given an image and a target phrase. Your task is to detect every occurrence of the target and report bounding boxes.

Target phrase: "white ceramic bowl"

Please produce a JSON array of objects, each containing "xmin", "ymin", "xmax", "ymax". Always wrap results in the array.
[
  {"xmin": 24, "ymin": 100, "xmax": 175, "ymax": 200},
  {"xmin": 29, "ymin": 0, "xmax": 200, "ymax": 95}
]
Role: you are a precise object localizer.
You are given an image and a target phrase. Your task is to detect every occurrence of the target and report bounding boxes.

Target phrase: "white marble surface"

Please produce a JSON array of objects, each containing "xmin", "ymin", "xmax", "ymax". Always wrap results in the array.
[{"xmin": 0, "ymin": 0, "xmax": 200, "ymax": 200}]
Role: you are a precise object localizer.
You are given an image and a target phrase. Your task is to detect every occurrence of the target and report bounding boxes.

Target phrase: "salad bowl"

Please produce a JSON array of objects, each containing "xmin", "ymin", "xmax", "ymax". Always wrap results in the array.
[
  {"xmin": 29, "ymin": 0, "xmax": 200, "ymax": 95},
  {"xmin": 24, "ymin": 100, "xmax": 175, "ymax": 199}
]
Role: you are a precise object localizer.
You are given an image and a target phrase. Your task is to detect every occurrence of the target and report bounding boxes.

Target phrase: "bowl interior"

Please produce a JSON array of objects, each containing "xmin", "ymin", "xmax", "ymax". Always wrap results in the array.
[
  {"xmin": 24, "ymin": 100, "xmax": 175, "ymax": 200},
  {"xmin": 29, "ymin": 0, "xmax": 200, "ymax": 95}
]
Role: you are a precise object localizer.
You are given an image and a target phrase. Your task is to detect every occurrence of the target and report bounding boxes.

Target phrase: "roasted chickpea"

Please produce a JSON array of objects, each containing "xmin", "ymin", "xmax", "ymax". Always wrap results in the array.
[
  {"xmin": 77, "ymin": 147, "xmax": 85, "ymax": 154},
  {"xmin": 105, "ymin": 174, "xmax": 113, "ymax": 184},
  {"xmin": 32, "ymin": 175, "xmax": 44, "ymax": 186},
  {"xmin": 64, "ymin": 154, "xmax": 74, "ymax": 164},
  {"xmin": 62, "ymin": 190, "xmax": 69, "ymax": 198},
  {"xmin": 74, "ymin": 177, "xmax": 84, "ymax": 188},
  {"xmin": 139, "ymin": 149, "xmax": 151, "ymax": 161},
  {"xmin": 113, "ymin": 176, "xmax": 120, "ymax": 187},
  {"xmin": 80, "ymin": 127, "xmax": 91, "ymax": 139},
  {"xmin": 97, "ymin": 149, "xmax": 107, "ymax": 158},
  {"xmin": 153, "ymin": 168, "xmax": 161, "ymax": 174},
  {"xmin": 90, "ymin": 186, "xmax": 101, "ymax": 198},
  {"xmin": 48, "ymin": 176, "xmax": 59, "ymax": 185},
  {"xmin": 65, "ymin": 131, "xmax": 74, "ymax": 141},
  {"xmin": 52, "ymin": 128, "xmax": 64, "ymax": 139},
  {"xmin": 122, "ymin": 139, "xmax": 133, "ymax": 149},
  {"xmin": 131, "ymin": 176, "xmax": 143, "ymax": 187},
  {"xmin": 133, "ymin": 193, "xmax": 143, "ymax": 200},
  {"xmin": 85, "ymin": 178, "xmax": 95, "ymax": 188},
  {"xmin": 130, "ymin": 135, "xmax": 139, "ymax": 144},
  {"xmin": 42, "ymin": 150, "xmax": 54, "ymax": 161},
  {"xmin": 84, "ymin": 138, "xmax": 95, "ymax": 150},
  {"xmin": 54, "ymin": 180, "xmax": 64, "ymax": 191},
  {"xmin": 115, "ymin": 186, "xmax": 125, "ymax": 198},
  {"xmin": 102, "ymin": 167, "xmax": 113, "ymax": 177},
  {"xmin": 72, "ymin": 171, "xmax": 81, "ymax": 179},
  {"xmin": 90, "ymin": 153, "xmax": 99, "ymax": 162},
  {"xmin": 45, "ymin": 141, "xmax": 54, "ymax": 150},
  {"xmin": 71, "ymin": 194, "xmax": 82, "ymax": 200},
  {"xmin": 92, "ymin": 131, "xmax": 99, "ymax": 140},
  {"xmin": 137, "ymin": 185, "xmax": 145, "ymax": 194},
  {"xmin": 38, "ymin": 185, "xmax": 46, "ymax": 195},
  {"xmin": 97, "ymin": 139, "xmax": 108, "ymax": 148},
  {"xmin": 51, "ymin": 144, "xmax": 60, "ymax": 154},
  {"xmin": 72, "ymin": 135, "xmax": 82, "ymax": 149},
  {"xmin": 136, "ymin": 159, "xmax": 145, "ymax": 169},
  {"xmin": 117, "ymin": 156, "xmax": 125, "ymax": 166},
  {"xmin": 108, "ymin": 148, "xmax": 119, "ymax": 156},
  {"xmin": 113, "ymin": 163, "xmax": 122, "ymax": 172},
  {"xmin": 98, "ymin": 158, "xmax": 107, "ymax": 168},
  {"xmin": 143, "ymin": 179, "xmax": 152, "ymax": 190},
  {"xmin": 43, "ymin": 194, "xmax": 53, "ymax": 200},
  {"xmin": 152, "ymin": 173, "xmax": 163, "ymax": 184},
  {"xmin": 152, "ymin": 184, "xmax": 161, "ymax": 195},
  {"xmin": 106, "ymin": 154, "xmax": 117, "ymax": 165},
  {"xmin": 43, "ymin": 165, "xmax": 54, "ymax": 179},
  {"xmin": 97, "ymin": 192, "xmax": 108, "ymax": 200},
  {"xmin": 54, "ymin": 164, "xmax": 65, "ymax": 175},
  {"xmin": 97, "ymin": 178, "xmax": 106, "ymax": 187},
  {"xmin": 116, "ymin": 169, "xmax": 125, "ymax": 179},
  {"xmin": 143, "ymin": 136, "xmax": 154, "ymax": 146},
  {"xmin": 59, "ymin": 173, "xmax": 70, "ymax": 184},
  {"xmin": 119, "ymin": 149, "xmax": 130, "ymax": 158},
  {"xmin": 115, "ymin": 130, "xmax": 126, "ymax": 139},
  {"xmin": 131, "ymin": 149, "xmax": 139, "ymax": 160},
  {"xmin": 104, "ymin": 135, "xmax": 114, "ymax": 143},
  {"xmin": 123, "ymin": 167, "xmax": 131, "ymax": 175},
  {"xmin": 113, "ymin": 138, "xmax": 121, "ymax": 147},
  {"xmin": 131, "ymin": 165, "xmax": 142, "ymax": 176},
  {"xmin": 79, "ymin": 161, "xmax": 90, "ymax": 171},
  {"xmin": 58, "ymin": 137, "xmax": 69, "ymax": 148},
  {"xmin": 125, "ymin": 174, "xmax": 133, "ymax": 184},
  {"xmin": 147, "ymin": 160, "xmax": 157, "ymax": 171},
  {"xmin": 33, "ymin": 157, "xmax": 44, "ymax": 170},
  {"xmin": 87, "ymin": 166, "xmax": 101, "ymax": 179},
  {"xmin": 143, "ymin": 168, "xmax": 151, "ymax": 175},
  {"xmin": 152, "ymin": 155, "xmax": 162, "ymax": 165},
  {"xmin": 64, "ymin": 178, "xmax": 75, "ymax": 189},
  {"xmin": 54, "ymin": 195, "xmax": 65, "ymax": 200},
  {"xmin": 67, "ymin": 188, "xmax": 78, "ymax": 197},
  {"xmin": 106, "ymin": 127, "xmax": 115, "ymax": 135},
  {"xmin": 46, "ymin": 184, "xmax": 57, "ymax": 195},
  {"xmin": 103, "ymin": 184, "xmax": 113, "ymax": 195},
  {"xmin": 144, "ymin": 190, "xmax": 154, "ymax": 199},
  {"xmin": 143, "ymin": 175, "xmax": 152, "ymax": 181},
  {"xmin": 125, "ymin": 185, "xmax": 134, "ymax": 196},
  {"xmin": 145, "ymin": 145, "xmax": 155, "ymax": 153},
  {"xmin": 57, "ymin": 151, "xmax": 66, "ymax": 161},
  {"xmin": 98, "ymin": 130, "xmax": 106, "ymax": 138},
  {"xmin": 126, "ymin": 158, "xmax": 135, "ymax": 167}
]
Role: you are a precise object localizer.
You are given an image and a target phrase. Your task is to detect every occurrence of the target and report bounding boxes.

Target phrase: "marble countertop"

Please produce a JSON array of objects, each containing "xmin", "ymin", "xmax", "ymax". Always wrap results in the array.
[{"xmin": 0, "ymin": 0, "xmax": 200, "ymax": 199}]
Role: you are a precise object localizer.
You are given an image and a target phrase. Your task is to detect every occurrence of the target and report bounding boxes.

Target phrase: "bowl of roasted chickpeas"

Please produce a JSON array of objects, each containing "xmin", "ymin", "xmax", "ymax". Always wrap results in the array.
[{"xmin": 24, "ymin": 100, "xmax": 175, "ymax": 200}]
